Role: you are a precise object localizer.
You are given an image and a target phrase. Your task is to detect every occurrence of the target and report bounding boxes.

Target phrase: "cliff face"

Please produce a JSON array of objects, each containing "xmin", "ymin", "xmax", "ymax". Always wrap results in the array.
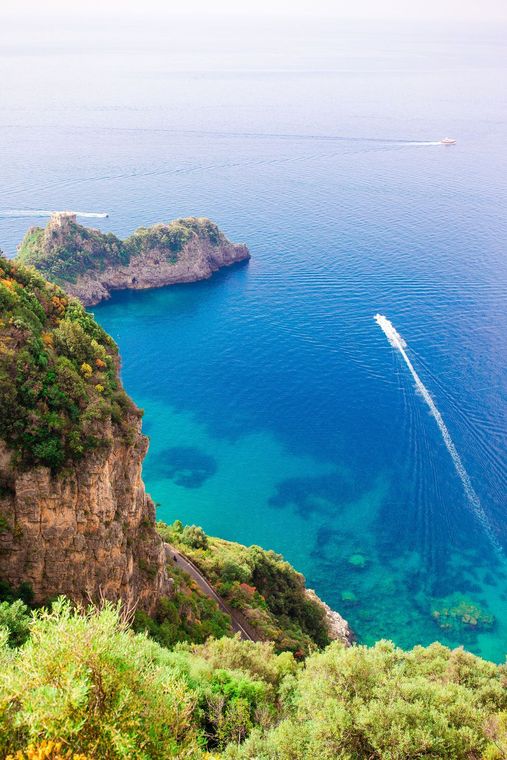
[
  {"xmin": 71, "ymin": 223, "xmax": 250, "ymax": 307},
  {"xmin": 17, "ymin": 213, "xmax": 250, "ymax": 306},
  {"xmin": 0, "ymin": 256, "xmax": 170, "ymax": 611},
  {"xmin": 0, "ymin": 418, "xmax": 168, "ymax": 611}
]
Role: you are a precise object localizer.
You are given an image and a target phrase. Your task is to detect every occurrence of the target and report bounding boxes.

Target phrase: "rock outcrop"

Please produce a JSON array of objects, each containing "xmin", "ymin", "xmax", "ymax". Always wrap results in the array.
[
  {"xmin": 305, "ymin": 588, "xmax": 354, "ymax": 646},
  {"xmin": 17, "ymin": 213, "xmax": 250, "ymax": 306},
  {"xmin": 0, "ymin": 419, "xmax": 169, "ymax": 612}
]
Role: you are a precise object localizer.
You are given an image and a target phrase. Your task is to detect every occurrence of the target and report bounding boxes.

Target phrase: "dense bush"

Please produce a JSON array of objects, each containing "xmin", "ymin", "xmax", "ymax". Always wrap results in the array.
[
  {"xmin": 0, "ymin": 256, "xmax": 137, "ymax": 470},
  {"xmin": 133, "ymin": 566, "xmax": 231, "ymax": 646},
  {"xmin": 225, "ymin": 641, "xmax": 507, "ymax": 759},
  {"xmin": 180, "ymin": 524, "xmax": 209, "ymax": 550},
  {"xmin": 0, "ymin": 600, "xmax": 198, "ymax": 758},
  {"xmin": 125, "ymin": 217, "xmax": 224, "ymax": 260},
  {"xmin": 0, "ymin": 599, "xmax": 31, "ymax": 647},
  {"xmin": 0, "ymin": 599, "xmax": 505, "ymax": 759},
  {"xmin": 158, "ymin": 521, "xmax": 330, "ymax": 655},
  {"xmin": 17, "ymin": 217, "xmax": 226, "ymax": 286},
  {"xmin": 0, "ymin": 579, "xmax": 34, "ymax": 606},
  {"xmin": 17, "ymin": 222, "xmax": 129, "ymax": 285},
  {"xmin": 0, "ymin": 600, "xmax": 291, "ymax": 758}
]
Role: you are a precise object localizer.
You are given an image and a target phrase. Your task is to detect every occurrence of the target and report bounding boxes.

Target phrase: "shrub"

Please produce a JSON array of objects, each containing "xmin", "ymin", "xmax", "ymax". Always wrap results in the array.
[
  {"xmin": 0, "ymin": 255, "xmax": 135, "ymax": 471},
  {"xmin": 226, "ymin": 640, "xmax": 507, "ymax": 759},
  {"xmin": 0, "ymin": 599, "xmax": 31, "ymax": 647},
  {"xmin": 180, "ymin": 525, "xmax": 208, "ymax": 550},
  {"xmin": 6, "ymin": 739, "xmax": 90, "ymax": 759},
  {"xmin": 0, "ymin": 599, "xmax": 198, "ymax": 758}
]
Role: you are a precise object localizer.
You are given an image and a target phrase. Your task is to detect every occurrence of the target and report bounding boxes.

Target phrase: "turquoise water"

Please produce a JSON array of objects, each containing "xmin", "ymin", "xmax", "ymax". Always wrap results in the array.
[{"xmin": 1, "ymin": 17, "xmax": 506, "ymax": 659}]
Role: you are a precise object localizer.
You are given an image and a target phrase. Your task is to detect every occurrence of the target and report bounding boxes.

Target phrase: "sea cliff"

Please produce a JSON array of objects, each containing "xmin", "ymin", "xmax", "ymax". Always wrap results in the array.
[
  {"xmin": 17, "ymin": 212, "xmax": 250, "ymax": 306},
  {"xmin": 0, "ymin": 256, "xmax": 169, "ymax": 610},
  {"xmin": 0, "ymin": 421, "xmax": 168, "ymax": 611}
]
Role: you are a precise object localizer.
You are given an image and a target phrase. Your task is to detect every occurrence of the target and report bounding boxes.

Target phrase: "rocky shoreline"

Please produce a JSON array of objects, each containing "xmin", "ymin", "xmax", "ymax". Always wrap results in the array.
[
  {"xmin": 69, "ymin": 226, "xmax": 250, "ymax": 307},
  {"xmin": 306, "ymin": 588, "xmax": 354, "ymax": 645}
]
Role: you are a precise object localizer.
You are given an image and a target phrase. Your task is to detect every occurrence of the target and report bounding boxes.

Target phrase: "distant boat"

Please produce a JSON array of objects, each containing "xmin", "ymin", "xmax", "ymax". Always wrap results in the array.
[{"xmin": 440, "ymin": 137, "xmax": 456, "ymax": 145}]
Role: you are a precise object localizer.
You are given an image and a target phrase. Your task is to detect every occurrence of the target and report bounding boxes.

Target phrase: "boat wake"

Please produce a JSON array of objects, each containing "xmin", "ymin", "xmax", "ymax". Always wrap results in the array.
[
  {"xmin": 403, "ymin": 141, "xmax": 442, "ymax": 147},
  {"xmin": 0, "ymin": 210, "xmax": 108, "ymax": 218},
  {"xmin": 374, "ymin": 313, "xmax": 502, "ymax": 555}
]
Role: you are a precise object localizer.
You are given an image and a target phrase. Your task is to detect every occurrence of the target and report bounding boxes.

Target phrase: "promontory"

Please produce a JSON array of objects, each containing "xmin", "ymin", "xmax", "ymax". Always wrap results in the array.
[
  {"xmin": 16, "ymin": 212, "xmax": 250, "ymax": 306},
  {"xmin": 0, "ymin": 252, "xmax": 351, "ymax": 652}
]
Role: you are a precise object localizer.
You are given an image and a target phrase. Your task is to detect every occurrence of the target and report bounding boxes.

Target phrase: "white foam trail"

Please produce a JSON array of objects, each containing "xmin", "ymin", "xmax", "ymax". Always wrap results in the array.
[
  {"xmin": 374, "ymin": 313, "xmax": 502, "ymax": 555},
  {"xmin": 0, "ymin": 210, "xmax": 108, "ymax": 218},
  {"xmin": 404, "ymin": 141, "xmax": 442, "ymax": 147}
]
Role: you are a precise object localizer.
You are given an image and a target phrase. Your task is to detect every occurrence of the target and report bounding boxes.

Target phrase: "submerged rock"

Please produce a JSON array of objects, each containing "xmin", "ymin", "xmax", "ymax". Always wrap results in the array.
[
  {"xmin": 431, "ymin": 594, "xmax": 495, "ymax": 633},
  {"xmin": 341, "ymin": 590, "xmax": 359, "ymax": 605},
  {"xmin": 348, "ymin": 553, "xmax": 367, "ymax": 569}
]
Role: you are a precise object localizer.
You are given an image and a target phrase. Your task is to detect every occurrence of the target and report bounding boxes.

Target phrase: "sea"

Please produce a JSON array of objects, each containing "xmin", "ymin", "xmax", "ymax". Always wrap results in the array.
[{"xmin": 1, "ymin": 13, "xmax": 506, "ymax": 660}]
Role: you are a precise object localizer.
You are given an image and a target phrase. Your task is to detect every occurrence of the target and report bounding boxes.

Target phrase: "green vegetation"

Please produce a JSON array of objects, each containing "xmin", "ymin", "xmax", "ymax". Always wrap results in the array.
[
  {"xmin": 125, "ymin": 217, "xmax": 224, "ymax": 260},
  {"xmin": 0, "ymin": 599, "xmax": 31, "ymax": 647},
  {"xmin": 0, "ymin": 579, "xmax": 34, "ymax": 607},
  {"xmin": 226, "ymin": 640, "xmax": 507, "ymax": 760},
  {"xmin": 0, "ymin": 255, "xmax": 136, "ymax": 470},
  {"xmin": 133, "ymin": 565, "xmax": 232, "ymax": 647},
  {"xmin": 17, "ymin": 216, "xmax": 227, "ymax": 286},
  {"xmin": 17, "ymin": 220, "xmax": 129, "ymax": 286},
  {"xmin": 0, "ymin": 598, "xmax": 506, "ymax": 759},
  {"xmin": 158, "ymin": 521, "xmax": 330, "ymax": 655}
]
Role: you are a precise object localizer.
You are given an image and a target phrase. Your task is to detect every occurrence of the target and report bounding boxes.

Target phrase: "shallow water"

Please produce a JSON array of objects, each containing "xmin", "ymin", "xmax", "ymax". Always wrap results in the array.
[{"xmin": 1, "ymin": 16, "xmax": 506, "ymax": 660}]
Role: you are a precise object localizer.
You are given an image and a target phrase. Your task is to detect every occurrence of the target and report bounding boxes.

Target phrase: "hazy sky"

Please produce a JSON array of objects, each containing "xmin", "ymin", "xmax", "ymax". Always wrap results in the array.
[{"xmin": 4, "ymin": 0, "xmax": 507, "ymax": 22}]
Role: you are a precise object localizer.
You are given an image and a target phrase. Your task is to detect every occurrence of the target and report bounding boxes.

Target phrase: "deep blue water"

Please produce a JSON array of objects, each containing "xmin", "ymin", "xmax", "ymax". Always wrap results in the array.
[{"xmin": 1, "ymin": 16, "xmax": 506, "ymax": 659}]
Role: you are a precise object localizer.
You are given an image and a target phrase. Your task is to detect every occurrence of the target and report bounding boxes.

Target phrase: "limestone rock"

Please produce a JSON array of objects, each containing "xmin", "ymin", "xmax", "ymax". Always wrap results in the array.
[
  {"xmin": 0, "ymin": 416, "xmax": 170, "ymax": 613},
  {"xmin": 305, "ymin": 588, "xmax": 355, "ymax": 646}
]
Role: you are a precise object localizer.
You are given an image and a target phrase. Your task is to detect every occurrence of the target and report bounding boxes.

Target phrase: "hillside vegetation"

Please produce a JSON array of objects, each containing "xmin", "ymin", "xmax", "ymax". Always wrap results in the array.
[
  {"xmin": 132, "ymin": 563, "xmax": 233, "ymax": 648},
  {"xmin": 158, "ymin": 521, "xmax": 331, "ymax": 655},
  {"xmin": 0, "ymin": 599, "xmax": 506, "ymax": 759},
  {"xmin": 0, "ymin": 255, "xmax": 135, "ymax": 471}
]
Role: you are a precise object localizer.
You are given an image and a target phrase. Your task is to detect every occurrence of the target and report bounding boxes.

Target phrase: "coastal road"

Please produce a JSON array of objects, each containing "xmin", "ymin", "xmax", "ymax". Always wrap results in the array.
[{"xmin": 166, "ymin": 544, "xmax": 257, "ymax": 642}]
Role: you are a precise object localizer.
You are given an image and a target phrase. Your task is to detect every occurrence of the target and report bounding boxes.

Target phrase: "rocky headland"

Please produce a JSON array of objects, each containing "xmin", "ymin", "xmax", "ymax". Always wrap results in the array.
[
  {"xmin": 0, "ymin": 252, "xmax": 350, "ymax": 650},
  {"xmin": 17, "ymin": 212, "xmax": 250, "ymax": 306}
]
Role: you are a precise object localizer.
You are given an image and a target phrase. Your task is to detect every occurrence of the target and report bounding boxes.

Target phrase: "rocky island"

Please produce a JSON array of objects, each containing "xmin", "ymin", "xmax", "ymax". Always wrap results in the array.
[{"xmin": 16, "ymin": 212, "xmax": 250, "ymax": 306}]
